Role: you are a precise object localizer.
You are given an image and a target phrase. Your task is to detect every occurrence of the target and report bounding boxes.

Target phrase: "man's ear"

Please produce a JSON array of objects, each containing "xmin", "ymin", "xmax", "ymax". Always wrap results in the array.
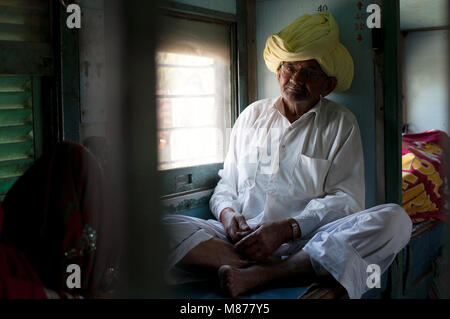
[{"xmin": 322, "ymin": 77, "xmax": 337, "ymax": 96}]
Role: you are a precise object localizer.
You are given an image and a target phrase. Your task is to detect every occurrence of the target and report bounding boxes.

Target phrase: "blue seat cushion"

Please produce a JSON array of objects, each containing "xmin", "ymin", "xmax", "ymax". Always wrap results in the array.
[{"xmin": 167, "ymin": 280, "xmax": 309, "ymax": 299}]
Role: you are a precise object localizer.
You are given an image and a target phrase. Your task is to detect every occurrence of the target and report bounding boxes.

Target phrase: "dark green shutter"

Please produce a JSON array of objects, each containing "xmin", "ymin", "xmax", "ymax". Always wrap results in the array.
[
  {"xmin": 0, "ymin": 0, "xmax": 50, "ymax": 200},
  {"xmin": 0, "ymin": 76, "xmax": 35, "ymax": 198}
]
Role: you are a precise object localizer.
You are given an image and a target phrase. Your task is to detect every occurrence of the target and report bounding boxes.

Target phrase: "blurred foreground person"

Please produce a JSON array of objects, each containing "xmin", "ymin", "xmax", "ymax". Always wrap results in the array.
[{"xmin": 0, "ymin": 142, "xmax": 118, "ymax": 298}]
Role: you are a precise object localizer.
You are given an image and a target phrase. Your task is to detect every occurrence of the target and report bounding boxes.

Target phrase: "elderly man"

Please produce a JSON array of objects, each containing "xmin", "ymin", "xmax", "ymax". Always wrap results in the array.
[{"xmin": 163, "ymin": 12, "xmax": 412, "ymax": 299}]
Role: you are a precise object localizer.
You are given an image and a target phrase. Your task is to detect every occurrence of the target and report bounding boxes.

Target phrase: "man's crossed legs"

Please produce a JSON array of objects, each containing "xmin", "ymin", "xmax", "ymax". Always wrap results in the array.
[{"xmin": 163, "ymin": 204, "xmax": 412, "ymax": 299}]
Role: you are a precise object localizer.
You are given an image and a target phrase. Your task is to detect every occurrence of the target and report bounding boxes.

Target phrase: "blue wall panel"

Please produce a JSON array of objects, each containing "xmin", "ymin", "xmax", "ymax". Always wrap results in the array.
[{"xmin": 255, "ymin": 0, "xmax": 379, "ymax": 208}]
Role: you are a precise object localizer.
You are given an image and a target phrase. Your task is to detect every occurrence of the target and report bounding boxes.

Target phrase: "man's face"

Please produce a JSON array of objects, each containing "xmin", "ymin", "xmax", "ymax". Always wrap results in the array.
[{"xmin": 277, "ymin": 59, "xmax": 336, "ymax": 106}]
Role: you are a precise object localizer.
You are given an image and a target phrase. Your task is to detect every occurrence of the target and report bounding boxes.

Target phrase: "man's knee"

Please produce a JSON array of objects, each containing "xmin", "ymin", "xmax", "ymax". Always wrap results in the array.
[
  {"xmin": 373, "ymin": 203, "xmax": 412, "ymax": 244},
  {"xmin": 162, "ymin": 214, "xmax": 223, "ymax": 240},
  {"xmin": 162, "ymin": 214, "xmax": 201, "ymax": 231}
]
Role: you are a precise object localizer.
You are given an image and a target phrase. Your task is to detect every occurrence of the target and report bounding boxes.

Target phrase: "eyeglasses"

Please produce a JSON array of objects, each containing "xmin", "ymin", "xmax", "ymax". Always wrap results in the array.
[{"xmin": 280, "ymin": 63, "xmax": 327, "ymax": 80}]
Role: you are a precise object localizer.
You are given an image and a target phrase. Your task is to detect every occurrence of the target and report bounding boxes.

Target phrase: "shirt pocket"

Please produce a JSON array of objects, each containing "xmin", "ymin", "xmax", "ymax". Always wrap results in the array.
[
  {"xmin": 237, "ymin": 148, "xmax": 259, "ymax": 193},
  {"xmin": 290, "ymin": 153, "xmax": 332, "ymax": 197}
]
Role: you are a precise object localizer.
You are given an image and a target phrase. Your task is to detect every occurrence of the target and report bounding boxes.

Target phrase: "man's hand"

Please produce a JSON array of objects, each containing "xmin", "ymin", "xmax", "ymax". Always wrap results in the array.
[
  {"xmin": 220, "ymin": 207, "xmax": 252, "ymax": 244},
  {"xmin": 234, "ymin": 220, "xmax": 292, "ymax": 262}
]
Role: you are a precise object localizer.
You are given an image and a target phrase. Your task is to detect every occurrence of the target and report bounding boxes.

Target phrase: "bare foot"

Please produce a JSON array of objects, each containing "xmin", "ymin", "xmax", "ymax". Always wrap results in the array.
[
  {"xmin": 218, "ymin": 250, "xmax": 319, "ymax": 297},
  {"xmin": 226, "ymin": 251, "xmax": 255, "ymax": 269},
  {"xmin": 218, "ymin": 265, "xmax": 262, "ymax": 298},
  {"xmin": 180, "ymin": 238, "xmax": 254, "ymax": 270}
]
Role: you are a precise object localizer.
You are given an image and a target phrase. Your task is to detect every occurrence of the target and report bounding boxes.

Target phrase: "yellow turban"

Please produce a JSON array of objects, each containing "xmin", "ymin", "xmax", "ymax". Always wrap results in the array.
[{"xmin": 263, "ymin": 12, "xmax": 354, "ymax": 92}]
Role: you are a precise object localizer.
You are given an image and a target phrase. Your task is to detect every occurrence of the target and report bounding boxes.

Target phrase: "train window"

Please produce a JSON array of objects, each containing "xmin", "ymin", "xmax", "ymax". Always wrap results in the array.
[
  {"xmin": 156, "ymin": 14, "xmax": 232, "ymax": 171},
  {"xmin": 156, "ymin": 52, "xmax": 231, "ymax": 170},
  {"xmin": 156, "ymin": 12, "xmax": 235, "ymax": 195}
]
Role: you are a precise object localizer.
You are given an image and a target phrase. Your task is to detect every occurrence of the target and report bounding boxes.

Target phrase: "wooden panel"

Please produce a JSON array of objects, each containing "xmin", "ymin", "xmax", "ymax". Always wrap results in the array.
[
  {"xmin": 246, "ymin": 0, "xmax": 258, "ymax": 104},
  {"xmin": 0, "ymin": 0, "xmax": 48, "ymax": 11},
  {"xmin": 0, "ymin": 0, "xmax": 49, "ymax": 42},
  {"xmin": 160, "ymin": 1, "xmax": 237, "ymax": 22},
  {"xmin": 0, "ymin": 5, "xmax": 48, "ymax": 25},
  {"xmin": 299, "ymin": 280, "xmax": 348, "ymax": 299},
  {"xmin": 0, "ymin": 41, "xmax": 53, "ymax": 75},
  {"xmin": 159, "ymin": 162, "xmax": 222, "ymax": 196},
  {"xmin": 383, "ymin": 0, "xmax": 403, "ymax": 204},
  {"xmin": 236, "ymin": 0, "xmax": 248, "ymax": 113},
  {"xmin": 0, "ymin": 22, "xmax": 49, "ymax": 42},
  {"xmin": 411, "ymin": 220, "xmax": 441, "ymax": 239},
  {"xmin": 60, "ymin": 4, "xmax": 80, "ymax": 142}
]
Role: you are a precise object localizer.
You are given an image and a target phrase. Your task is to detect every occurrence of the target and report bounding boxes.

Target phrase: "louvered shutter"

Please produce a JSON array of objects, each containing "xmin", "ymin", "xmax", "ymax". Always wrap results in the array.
[
  {"xmin": 0, "ymin": 0, "xmax": 51, "ymax": 199},
  {"xmin": 0, "ymin": 76, "xmax": 35, "ymax": 198}
]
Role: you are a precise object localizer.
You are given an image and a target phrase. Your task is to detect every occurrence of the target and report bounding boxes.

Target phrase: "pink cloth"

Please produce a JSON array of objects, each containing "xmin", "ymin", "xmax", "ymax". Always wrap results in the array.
[{"xmin": 402, "ymin": 130, "xmax": 448, "ymax": 222}]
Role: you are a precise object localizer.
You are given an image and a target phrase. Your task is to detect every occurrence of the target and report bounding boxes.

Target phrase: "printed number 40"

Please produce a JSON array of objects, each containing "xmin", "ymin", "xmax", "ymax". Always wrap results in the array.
[{"xmin": 317, "ymin": 4, "xmax": 381, "ymax": 29}]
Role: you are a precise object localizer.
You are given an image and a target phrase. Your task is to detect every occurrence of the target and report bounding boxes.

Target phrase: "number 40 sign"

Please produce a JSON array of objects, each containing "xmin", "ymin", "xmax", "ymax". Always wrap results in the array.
[{"xmin": 318, "ymin": 3, "xmax": 381, "ymax": 29}]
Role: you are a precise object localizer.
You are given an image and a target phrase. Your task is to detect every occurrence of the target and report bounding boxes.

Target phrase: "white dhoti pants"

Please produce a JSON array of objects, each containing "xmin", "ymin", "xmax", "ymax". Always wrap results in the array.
[{"xmin": 163, "ymin": 203, "xmax": 412, "ymax": 299}]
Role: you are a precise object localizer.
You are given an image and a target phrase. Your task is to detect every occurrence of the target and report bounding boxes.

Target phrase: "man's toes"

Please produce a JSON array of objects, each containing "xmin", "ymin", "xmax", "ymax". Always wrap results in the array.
[
  {"xmin": 218, "ymin": 265, "xmax": 235, "ymax": 296},
  {"xmin": 218, "ymin": 265, "xmax": 233, "ymax": 279}
]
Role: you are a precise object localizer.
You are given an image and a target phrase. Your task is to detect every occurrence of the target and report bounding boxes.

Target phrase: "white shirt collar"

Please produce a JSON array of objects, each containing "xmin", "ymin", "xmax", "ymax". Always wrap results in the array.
[{"xmin": 273, "ymin": 96, "xmax": 324, "ymax": 124}]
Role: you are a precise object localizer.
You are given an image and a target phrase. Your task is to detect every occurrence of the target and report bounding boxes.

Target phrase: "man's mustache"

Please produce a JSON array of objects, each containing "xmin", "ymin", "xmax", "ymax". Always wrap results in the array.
[{"xmin": 285, "ymin": 83, "xmax": 307, "ymax": 92}]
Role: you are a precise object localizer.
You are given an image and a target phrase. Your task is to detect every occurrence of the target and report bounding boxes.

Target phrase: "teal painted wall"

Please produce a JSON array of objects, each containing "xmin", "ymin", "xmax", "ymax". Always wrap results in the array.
[
  {"xmin": 255, "ymin": 0, "xmax": 379, "ymax": 208},
  {"xmin": 404, "ymin": 30, "xmax": 449, "ymax": 135},
  {"xmin": 170, "ymin": 0, "xmax": 236, "ymax": 14}
]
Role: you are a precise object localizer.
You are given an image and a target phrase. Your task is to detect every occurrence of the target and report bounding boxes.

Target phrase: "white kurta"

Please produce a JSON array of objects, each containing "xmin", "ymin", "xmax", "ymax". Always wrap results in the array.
[
  {"xmin": 164, "ymin": 97, "xmax": 412, "ymax": 298},
  {"xmin": 210, "ymin": 96, "xmax": 365, "ymax": 238}
]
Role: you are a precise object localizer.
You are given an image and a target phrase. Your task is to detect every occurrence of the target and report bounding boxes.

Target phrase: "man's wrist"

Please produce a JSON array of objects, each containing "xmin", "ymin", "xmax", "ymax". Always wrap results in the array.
[
  {"xmin": 219, "ymin": 207, "xmax": 235, "ymax": 223},
  {"xmin": 285, "ymin": 218, "xmax": 301, "ymax": 241}
]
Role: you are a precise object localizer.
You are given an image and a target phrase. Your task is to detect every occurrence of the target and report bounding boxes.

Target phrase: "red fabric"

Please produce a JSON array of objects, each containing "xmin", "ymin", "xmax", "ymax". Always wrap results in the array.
[
  {"xmin": 0, "ymin": 142, "xmax": 116, "ymax": 299},
  {"xmin": 0, "ymin": 243, "xmax": 46, "ymax": 299},
  {"xmin": 402, "ymin": 130, "xmax": 449, "ymax": 223},
  {"xmin": 1, "ymin": 193, "xmax": 46, "ymax": 298}
]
